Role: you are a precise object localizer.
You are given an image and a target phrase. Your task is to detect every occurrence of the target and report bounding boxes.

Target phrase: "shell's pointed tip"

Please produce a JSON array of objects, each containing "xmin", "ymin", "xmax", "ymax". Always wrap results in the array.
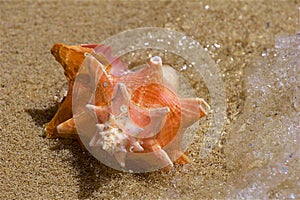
[
  {"xmin": 150, "ymin": 56, "xmax": 162, "ymax": 65},
  {"xmin": 50, "ymin": 43, "xmax": 63, "ymax": 57},
  {"xmin": 132, "ymin": 142, "xmax": 144, "ymax": 152},
  {"xmin": 56, "ymin": 123, "xmax": 63, "ymax": 133},
  {"xmin": 80, "ymin": 44, "xmax": 100, "ymax": 49},
  {"xmin": 199, "ymin": 98, "xmax": 211, "ymax": 116},
  {"xmin": 56, "ymin": 118, "xmax": 76, "ymax": 135}
]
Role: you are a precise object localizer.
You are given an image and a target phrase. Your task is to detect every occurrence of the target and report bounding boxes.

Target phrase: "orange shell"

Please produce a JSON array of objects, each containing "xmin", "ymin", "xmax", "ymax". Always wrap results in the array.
[
  {"xmin": 130, "ymin": 83, "xmax": 181, "ymax": 150},
  {"xmin": 46, "ymin": 43, "xmax": 94, "ymax": 138},
  {"xmin": 46, "ymin": 43, "xmax": 210, "ymax": 169}
]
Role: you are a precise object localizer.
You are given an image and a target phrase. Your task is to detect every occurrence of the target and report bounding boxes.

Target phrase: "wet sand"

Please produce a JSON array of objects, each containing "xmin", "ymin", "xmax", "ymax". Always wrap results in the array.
[{"xmin": 1, "ymin": 1, "xmax": 299, "ymax": 199}]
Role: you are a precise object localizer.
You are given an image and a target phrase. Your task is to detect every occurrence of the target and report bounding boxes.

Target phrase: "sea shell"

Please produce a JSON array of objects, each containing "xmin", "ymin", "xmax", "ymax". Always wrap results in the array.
[{"xmin": 46, "ymin": 43, "xmax": 210, "ymax": 171}]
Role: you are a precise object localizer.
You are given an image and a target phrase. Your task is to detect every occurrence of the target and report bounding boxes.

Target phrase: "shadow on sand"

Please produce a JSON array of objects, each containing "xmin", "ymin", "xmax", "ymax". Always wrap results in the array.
[
  {"xmin": 26, "ymin": 105, "xmax": 160, "ymax": 199},
  {"xmin": 26, "ymin": 104, "xmax": 59, "ymax": 128}
]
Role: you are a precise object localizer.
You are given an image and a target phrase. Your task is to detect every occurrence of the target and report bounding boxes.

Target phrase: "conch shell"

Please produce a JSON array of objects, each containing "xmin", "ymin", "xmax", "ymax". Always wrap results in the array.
[{"xmin": 46, "ymin": 43, "xmax": 210, "ymax": 171}]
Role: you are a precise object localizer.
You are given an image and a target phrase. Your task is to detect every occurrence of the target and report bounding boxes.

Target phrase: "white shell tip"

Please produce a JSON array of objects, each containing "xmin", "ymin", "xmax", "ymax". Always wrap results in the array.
[
  {"xmin": 150, "ymin": 56, "xmax": 162, "ymax": 65},
  {"xmin": 199, "ymin": 98, "xmax": 211, "ymax": 115}
]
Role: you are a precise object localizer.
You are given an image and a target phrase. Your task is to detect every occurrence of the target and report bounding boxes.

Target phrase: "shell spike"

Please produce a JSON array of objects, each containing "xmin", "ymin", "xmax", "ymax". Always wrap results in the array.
[
  {"xmin": 139, "ymin": 107, "xmax": 170, "ymax": 138},
  {"xmin": 147, "ymin": 56, "xmax": 164, "ymax": 83},
  {"xmin": 149, "ymin": 56, "xmax": 162, "ymax": 66},
  {"xmin": 56, "ymin": 118, "xmax": 76, "ymax": 135},
  {"xmin": 111, "ymin": 83, "xmax": 130, "ymax": 115},
  {"xmin": 80, "ymin": 44, "xmax": 100, "ymax": 49},
  {"xmin": 180, "ymin": 97, "xmax": 210, "ymax": 128},
  {"xmin": 88, "ymin": 55, "xmax": 106, "ymax": 90},
  {"xmin": 152, "ymin": 148, "xmax": 174, "ymax": 168},
  {"xmin": 85, "ymin": 104, "xmax": 110, "ymax": 123},
  {"xmin": 129, "ymin": 140, "xmax": 144, "ymax": 152}
]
